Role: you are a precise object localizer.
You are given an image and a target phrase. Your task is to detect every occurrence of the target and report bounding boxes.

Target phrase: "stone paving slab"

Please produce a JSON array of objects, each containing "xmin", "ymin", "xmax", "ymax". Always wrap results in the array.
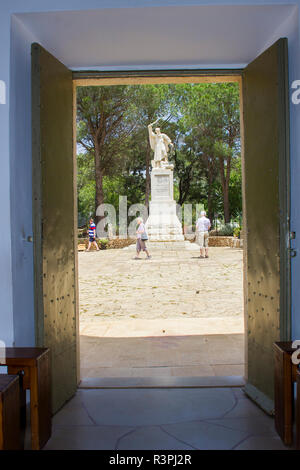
[
  {"xmin": 80, "ymin": 317, "xmax": 244, "ymax": 337},
  {"xmin": 79, "ymin": 246, "xmax": 243, "ymax": 321},
  {"xmin": 79, "ymin": 247, "xmax": 244, "ymax": 379},
  {"xmin": 80, "ymin": 333, "xmax": 244, "ymax": 378}
]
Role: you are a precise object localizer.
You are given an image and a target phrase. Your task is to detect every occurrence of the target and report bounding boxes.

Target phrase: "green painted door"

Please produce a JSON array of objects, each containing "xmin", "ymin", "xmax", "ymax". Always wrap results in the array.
[
  {"xmin": 243, "ymin": 38, "xmax": 290, "ymax": 412},
  {"xmin": 32, "ymin": 43, "xmax": 78, "ymax": 413}
]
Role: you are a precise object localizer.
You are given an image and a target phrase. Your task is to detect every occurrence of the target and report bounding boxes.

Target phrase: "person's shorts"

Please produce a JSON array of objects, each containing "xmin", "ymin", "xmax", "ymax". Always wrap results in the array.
[
  {"xmin": 196, "ymin": 231, "xmax": 209, "ymax": 248},
  {"xmin": 136, "ymin": 238, "xmax": 147, "ymax": 252},
  {"xmin": 89, "ymin": 236, "xmax": 95, "ymax": 242}
]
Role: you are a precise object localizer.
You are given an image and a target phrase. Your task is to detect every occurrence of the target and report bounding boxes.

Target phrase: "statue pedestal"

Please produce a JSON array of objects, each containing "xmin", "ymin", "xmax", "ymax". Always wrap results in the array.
[{"xmin": 145, "ymin": 168, "xmax": 184, "ymax": 242}]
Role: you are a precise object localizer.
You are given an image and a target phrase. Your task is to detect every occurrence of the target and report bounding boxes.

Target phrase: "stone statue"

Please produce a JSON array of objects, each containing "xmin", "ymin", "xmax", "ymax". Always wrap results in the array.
[{"xmin": 148, "ymin": 119, "xmax": 174, "ymax": 169}]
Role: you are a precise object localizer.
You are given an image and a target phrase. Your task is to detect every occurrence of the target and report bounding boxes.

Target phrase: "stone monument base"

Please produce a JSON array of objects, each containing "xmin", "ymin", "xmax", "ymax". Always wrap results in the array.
[
  {"xmin": 145, "ymin": 166, "xmax": 184, "ymax": 242},
  {"xmin": 145, "ymin": 200, "xmax": 184, "ymax": 241},
  {"xmin": 146, "ymin": 240, "xmax": 185, "ymax": 250}
]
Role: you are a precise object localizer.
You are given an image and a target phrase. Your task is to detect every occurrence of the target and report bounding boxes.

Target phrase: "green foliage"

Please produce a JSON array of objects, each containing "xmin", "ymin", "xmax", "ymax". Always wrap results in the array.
[
  {"xmin": 97, "ymin": 238, "xmax": 109, "ymax": 250},
  {"xmin": 77, "ymin": 152, "xmax": 95, "ymax": 221},
  {"xmin": 169, "ymin": 83, "xmax": 240, "ymax": 221},
  {"xmin": 217, "ymin": 224, "xmax": 234, "ymax": 236},
  {"xmin": 77, "ymin": 83, "xmax": 242, "ymax": 224},
  {"xmin": 229, "ymin": 158, "xmax": 243, "ymax": 218},
  {"xmin": 233, "ymin": 226, "xmax": 242, "ymax": 238}
]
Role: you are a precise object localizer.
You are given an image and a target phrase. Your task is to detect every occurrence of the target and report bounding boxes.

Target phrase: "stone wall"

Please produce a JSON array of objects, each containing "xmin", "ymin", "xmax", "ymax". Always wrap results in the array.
[
  {"xmin": 209, "ymin": 236, "xmax": 243, "ymax": 248},
  {"xmin": 78, "ymin": 238, "xmax": 135, "ymax": 251},
  {"xmin": 185, "ymin": 235, "xmax": 243, "ymax": 248}
]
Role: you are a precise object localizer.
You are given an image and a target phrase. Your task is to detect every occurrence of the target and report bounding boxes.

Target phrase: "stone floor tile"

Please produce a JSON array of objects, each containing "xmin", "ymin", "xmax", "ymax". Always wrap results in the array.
[
  {"xmin": 162, "ymin": 420, "xmax": 248, "ymax": 450},
  {"xmin": 212, "ymin": 364, "xmax": 245, "ymax": 376},
  {"xmin": 52, "ymin": 398, "xmax": 94, "ymax": 427},
  {"xmin": 117, "ymin": 426, "xmax": 195, "ymax": 450},
  {"xmin": 80, "ymin": 332, "xmax": 245, "ymax": 373},
  {"xmin": 81, "ymin": 366, "xmax": 174, "ymax": 378},
  {"xmin": 43, "ymin": 387, "xmax": 290, "ymax": 451},
  {"xmin": 234, "ymin": 435, "xmax": 290, "ymax": 450},
  {"xmin": 222, "ymin": 396, "xmax": 267, "ymax": 419},
  {"xmin": 79, "ymin": 376, "xmax": 245, "ymax": 388},
  {"xmin": 43, "ymin": 425, "xmax": 135, "ymax": 450},
  {"xmin": 231, "ymin": 387, "xmax": 248, "ymax": 399},
  {"xmin": 77, "ymin": 388, "xmax": 236, "ymax": 426},
  {"xmin": 170, "ymin": 365, "xmax": 215, "ymax": 377},
  {"xmin": 204, "ymin": 416, "xmax": 276, "ymax": 435}
]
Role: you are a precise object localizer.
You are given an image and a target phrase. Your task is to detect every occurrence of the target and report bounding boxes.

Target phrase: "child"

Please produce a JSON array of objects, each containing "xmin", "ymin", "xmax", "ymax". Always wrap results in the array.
[{"xmin": 86, "ymin": 218, "xmax": 100, "ymax": 252}]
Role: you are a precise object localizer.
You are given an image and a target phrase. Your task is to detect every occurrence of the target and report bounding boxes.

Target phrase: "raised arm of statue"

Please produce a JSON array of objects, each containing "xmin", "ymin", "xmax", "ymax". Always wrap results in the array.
[
  {"xmin": 149, "ymin": 118, "xmax": 159, "ymax": 128},
  {"xmin": 148, "ymin": 119, "xmax": 159, "ymax": 152}
]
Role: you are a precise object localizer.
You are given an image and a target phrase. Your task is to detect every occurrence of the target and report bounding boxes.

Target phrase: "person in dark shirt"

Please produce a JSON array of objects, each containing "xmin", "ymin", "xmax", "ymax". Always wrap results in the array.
[{"xmin": 86, "ymin": 218, "xmax": 100, "ymax": 252}]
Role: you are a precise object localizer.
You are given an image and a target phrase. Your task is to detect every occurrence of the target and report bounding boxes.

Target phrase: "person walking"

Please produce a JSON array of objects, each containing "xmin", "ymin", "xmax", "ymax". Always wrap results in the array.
[
  {"xmin": 86, "ymin": 217, "xmax": 100, "ymax": 252},
  {"xmin": 196, "ymin": 210, "xmax": 211, "ymax": 258},
  {"xmin": 135, "ymin": 217, "xmax": 151, "ymax": 259}
]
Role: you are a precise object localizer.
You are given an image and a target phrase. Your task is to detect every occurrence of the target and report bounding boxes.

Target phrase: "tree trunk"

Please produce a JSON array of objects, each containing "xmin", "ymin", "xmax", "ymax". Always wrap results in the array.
[
  {"xmin": 219, "ymin": 158, "xmax": 231, "ymax": 224},
  {"xmin": 145, "ymin": 141, "xmax": 151, "ymax": 211},
  {"xmin": 223, "ymin": 129, "xmax": 234, "ymax": 224},
  {"xmin": 207, "ymin": 170, "xmax": 214, "ymax": 222},
  {"xmin": 178, "ymin": 178, "xmax": 184, "ymax": 206},
  {"xmin": 223, "ymin": 184, "xmax": 230, "ymax": 223},
  {"xmin": 94, "ymin": 145, "xmax": 104, "ymax": 226}
]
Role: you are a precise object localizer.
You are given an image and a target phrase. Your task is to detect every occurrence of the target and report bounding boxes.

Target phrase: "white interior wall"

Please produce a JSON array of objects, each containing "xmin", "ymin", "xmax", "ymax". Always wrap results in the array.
[
  {"xmin": 0, "ymin": 1, "xmax": 299, "ymax": 346},
  {"xmin": 15, "ymin": 5, "xmax": 296, "ymax": 70},
  {"xmin": 0, "ymin": 16, "xmax": 13, "ymax": 346},
  {"xmin": 9, "ymin": 16, "xmax": 38, "ymax": 346}
]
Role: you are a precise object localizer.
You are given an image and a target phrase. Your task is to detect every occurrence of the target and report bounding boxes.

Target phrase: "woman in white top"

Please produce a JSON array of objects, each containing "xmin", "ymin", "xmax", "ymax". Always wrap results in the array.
[
  {"xmin": 196, "ymin": 211, "xmax": 211, "ymax": 258},
  {"xmin": 135, "ymin": 217, "xmax": 151, "ymax": 260}
]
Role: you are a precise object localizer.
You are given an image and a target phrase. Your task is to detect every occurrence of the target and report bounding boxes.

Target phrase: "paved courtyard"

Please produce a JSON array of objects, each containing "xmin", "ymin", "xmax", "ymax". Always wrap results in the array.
[{"xmin": 79, "ymin": 246, "xmax": 245, "ymax": 379}]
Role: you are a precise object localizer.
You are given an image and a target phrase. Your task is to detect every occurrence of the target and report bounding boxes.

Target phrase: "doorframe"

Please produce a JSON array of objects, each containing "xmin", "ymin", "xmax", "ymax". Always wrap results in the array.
[{"xmin": 72, "ymin": 68, "xmax": 249, "ymax": 383}]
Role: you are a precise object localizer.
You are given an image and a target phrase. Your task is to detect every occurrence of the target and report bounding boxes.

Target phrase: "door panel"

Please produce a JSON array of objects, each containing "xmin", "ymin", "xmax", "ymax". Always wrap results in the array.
[
  {"xmin": 243, "ymin": 38, "xmax": 290, "ymax": 412},
  {"xmin": 32, "ymin": 43, "xmax": 77, "ymax": 413}
]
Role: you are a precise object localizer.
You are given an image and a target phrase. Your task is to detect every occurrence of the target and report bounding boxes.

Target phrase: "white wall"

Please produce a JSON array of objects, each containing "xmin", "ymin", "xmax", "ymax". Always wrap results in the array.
[
  {"xmin": 286, "ymin": 12, "xmax": 300, "ymax": 340},
  {"xmin": 9, "ymin": 17, "xmax": 38, "ymax": 346},
  {"xmin": 0, "ymin": 17, "xmax": 13, "ymax": 346},
  {"xmin": 0, "ymin": 0, "xmax": 299, "ymax": 346}
]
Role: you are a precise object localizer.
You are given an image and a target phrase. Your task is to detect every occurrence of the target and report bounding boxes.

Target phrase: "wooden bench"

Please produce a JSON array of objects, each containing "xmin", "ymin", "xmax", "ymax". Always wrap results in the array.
[
  {"xmin": 0, "ymin": 348, "xmax": 51, "ymax": 450},
  {"xmin": 0, "ymin": 374, "xmax": 22, "ymax": 450},
  {"xmin": 274, "ymin": 341, "xmax": 299, "ymax": 447}
]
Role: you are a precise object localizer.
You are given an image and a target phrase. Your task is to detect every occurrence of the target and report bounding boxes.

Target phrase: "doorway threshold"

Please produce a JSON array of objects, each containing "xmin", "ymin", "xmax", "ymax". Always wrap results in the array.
[{"xmin": 78, "ymin": 375, "xmax": 245, "ymax": 389}]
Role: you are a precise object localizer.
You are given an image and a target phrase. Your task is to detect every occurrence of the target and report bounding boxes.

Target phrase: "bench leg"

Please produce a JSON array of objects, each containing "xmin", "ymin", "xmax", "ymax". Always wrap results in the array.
[
  {"xmin": 274, "ymin": 347, "xmax": 294, "ymax": 445},
  {"xmin": 30, "ymin": 353, "xmax": 52, "ymax": 450},
  {"xmin": 0, "ymin": 376, "xmax": 22, "ymax": 450}
]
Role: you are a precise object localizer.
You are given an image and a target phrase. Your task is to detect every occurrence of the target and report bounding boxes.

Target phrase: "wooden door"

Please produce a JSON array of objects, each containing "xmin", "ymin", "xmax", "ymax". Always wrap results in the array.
[
  {"xmin": 243, "ymin": 38, "xmax": 291, "ymax": 412},
  {"xmin": 32, "ymin": 43, "xmax": 77, "ymax": 413}
]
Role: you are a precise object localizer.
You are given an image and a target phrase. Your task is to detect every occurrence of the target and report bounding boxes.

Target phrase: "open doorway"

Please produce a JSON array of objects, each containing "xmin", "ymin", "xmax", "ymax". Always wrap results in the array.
[
  {"xmin": 74, "ymin": 77, "xmax": 245, "ymax": 383},
  {"xmin": 32, "ymin": 38, "xmax": 290, "ymax": 414}
]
